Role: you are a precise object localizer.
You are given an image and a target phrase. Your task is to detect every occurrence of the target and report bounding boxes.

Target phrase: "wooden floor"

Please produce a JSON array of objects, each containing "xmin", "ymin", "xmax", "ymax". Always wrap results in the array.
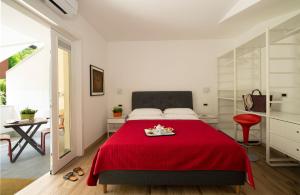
[{"xmin": 16, "ymin": 139, "xmax": 300, "ymax": 195}]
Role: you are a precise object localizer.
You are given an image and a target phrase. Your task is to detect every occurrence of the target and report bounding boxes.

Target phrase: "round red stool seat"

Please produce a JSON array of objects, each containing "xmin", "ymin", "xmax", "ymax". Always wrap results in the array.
[{"xmin": 233, "ymin": 114, "xmax": 261, "ymax": 145}]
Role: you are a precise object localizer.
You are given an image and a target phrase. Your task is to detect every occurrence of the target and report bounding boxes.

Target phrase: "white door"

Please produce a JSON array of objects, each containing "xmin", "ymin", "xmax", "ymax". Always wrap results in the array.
[{"xmin": 50, "ymin": 30, "xmax": 76, "ymax": 174}]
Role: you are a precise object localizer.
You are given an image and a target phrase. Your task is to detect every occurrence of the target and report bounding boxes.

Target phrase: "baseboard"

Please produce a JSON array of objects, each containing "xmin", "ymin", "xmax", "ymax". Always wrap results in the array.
[{"xmin": 84, "ymin": 133, "xmax": 107, "ymax": 153}]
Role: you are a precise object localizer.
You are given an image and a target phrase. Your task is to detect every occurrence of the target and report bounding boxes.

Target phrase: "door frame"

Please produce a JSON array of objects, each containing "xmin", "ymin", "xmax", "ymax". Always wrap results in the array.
[{"xmin": 50, "ymin": 29, "xmax": 83, "ymax": 174}]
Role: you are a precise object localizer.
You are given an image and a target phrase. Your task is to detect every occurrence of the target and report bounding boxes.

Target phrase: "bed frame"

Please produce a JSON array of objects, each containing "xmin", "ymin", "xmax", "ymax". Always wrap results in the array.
[{"xmin": 99, "ymin": 91, "xmax": 245, "ymax": 193}]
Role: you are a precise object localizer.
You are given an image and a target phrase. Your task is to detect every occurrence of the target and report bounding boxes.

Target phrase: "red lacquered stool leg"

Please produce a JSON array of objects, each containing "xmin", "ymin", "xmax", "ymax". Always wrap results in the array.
[
  {"xmin": 233, "ymin": 114, "xmax": 261, "ymax": 162},
  {"xmin": 242, "ymin": 125, "xmax": 250, "ymax": 145}
]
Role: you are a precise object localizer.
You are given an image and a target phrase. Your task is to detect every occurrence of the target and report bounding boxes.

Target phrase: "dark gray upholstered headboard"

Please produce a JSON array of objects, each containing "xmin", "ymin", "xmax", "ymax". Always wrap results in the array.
[{"xmin": 132, "ymin": 91, "xmax": 193, "ymax": 111}]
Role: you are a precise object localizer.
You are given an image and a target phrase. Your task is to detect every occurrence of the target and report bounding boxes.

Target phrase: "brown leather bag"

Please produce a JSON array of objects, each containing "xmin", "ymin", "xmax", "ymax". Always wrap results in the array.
[{"xmin": 244, "ymin": 89, "xmax": 272, "ymax": 112}]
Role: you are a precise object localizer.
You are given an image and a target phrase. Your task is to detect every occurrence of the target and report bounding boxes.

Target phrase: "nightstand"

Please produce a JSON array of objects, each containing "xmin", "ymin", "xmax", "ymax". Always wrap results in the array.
[
  {"xmin": 107, "ymin": 116, "xmax": 126, "ymax": 137},
  {"xmin": 198, "ymin": 114, "xmax": 218, "ymax": 126}
]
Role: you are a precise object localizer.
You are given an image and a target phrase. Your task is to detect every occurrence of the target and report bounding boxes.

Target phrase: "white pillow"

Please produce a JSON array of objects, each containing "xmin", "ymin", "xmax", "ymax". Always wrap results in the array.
[
  {"xmin": 128, "ymin": 114, "xmax": 163, "ymax": 120},
  {"xmin": 164, "ymin": 108, "xmax": 197, "ymax": 115},
  {"xmin": 164, "ymin": 114, "xmax": 199, "ymax": 120},
  {"xmin": 129, "ymin": 108, "xmax": 162, "ymax": 117}
]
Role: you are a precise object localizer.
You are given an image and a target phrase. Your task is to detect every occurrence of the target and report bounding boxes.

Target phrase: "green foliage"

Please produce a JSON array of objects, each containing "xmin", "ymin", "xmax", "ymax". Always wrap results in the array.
[
  {"xmin": 20, "ymin": 107, "xmax": 37, "ymax": 115},
  {"xmin": 8, "ymin": 47, "xmax": 36, "ymax": 69},
  {"xmin": 0, "ymin": 79, "xmax": 6, "ymax": 105},
  {"xmin": 112, "ymin": 105, "xmax": 123, "ymax": 113}
]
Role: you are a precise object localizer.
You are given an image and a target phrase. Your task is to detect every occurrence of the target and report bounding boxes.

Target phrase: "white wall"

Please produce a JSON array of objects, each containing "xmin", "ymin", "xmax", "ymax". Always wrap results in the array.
[
  {"xmin": 107, "ymin": 40, "xmax": 233, "ymax": 115},
  {"xmin": 6, "ymin": 49, "xmax": 50, "ymax": 118},
  {"xmin": 4, "ymin": 0, "xmax": 108, "ymax": 150},
  {"xmin": 3, "ymin": 2, "xmax": 51, "ymax": 118}
]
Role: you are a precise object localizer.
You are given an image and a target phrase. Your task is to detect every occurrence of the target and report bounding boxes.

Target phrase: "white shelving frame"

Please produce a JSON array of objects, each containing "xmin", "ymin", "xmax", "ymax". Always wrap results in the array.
[
  {"xmin": 217, "ymin": 51, "xmax": 236, "ymax": 139},
  {"xmin": 266, "ymin": 13, "xmax": 300, "ymax": 166},
  {"xmin": 217, "ymin": 12, "xmax": 300, "ymax": 166},
  {"xmin": 235, "ymin": 33, "xmax": 265, "ymax": 143}
]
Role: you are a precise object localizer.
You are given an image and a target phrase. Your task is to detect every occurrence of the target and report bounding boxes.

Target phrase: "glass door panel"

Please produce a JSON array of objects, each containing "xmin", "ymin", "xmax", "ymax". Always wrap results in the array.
[{"xmin": 57, "ymin": 41, "xmax": 71, "ymax": 158}]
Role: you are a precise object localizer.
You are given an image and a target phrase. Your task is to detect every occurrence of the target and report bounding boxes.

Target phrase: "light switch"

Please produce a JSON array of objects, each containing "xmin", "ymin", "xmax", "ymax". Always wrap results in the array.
[
  {"xmin": 203, "ymin": 87, "xmax": 210, "ymax": 94},
  {"xmin": 117, "ymin": 88, "xmax": 123, "ymax": 95}
]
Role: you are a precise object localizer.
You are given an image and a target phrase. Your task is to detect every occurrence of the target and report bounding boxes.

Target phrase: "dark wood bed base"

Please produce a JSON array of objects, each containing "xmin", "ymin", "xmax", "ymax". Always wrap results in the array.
[
  {"xmin": 99, "ymin": 91, "xmax": 245, "ymax": 193},
  {"xmin": 99, "ymin": 170, "xmax": 244, "ymax": 193},
  {"xmin": 101, "ymin": 185, "xmax": 240, "ymax": 194}
]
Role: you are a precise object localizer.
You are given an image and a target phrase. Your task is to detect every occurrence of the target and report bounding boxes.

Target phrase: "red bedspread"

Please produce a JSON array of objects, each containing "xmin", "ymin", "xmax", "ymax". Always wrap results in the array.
[{"xmin": 87, "ymin": 120, "xmax": 254, "ymax": 187}]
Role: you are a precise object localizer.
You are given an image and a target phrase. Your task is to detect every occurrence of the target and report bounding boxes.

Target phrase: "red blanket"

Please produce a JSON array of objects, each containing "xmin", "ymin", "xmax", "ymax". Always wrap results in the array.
[{"xmin": 87, "ymin": 120, "xmax": 254, "ymax": 187}]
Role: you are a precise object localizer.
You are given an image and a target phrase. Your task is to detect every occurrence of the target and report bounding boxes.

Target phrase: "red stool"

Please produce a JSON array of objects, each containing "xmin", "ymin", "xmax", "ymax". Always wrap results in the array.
[
  {"xmin": 0, "ymin": 134, "xmax": 12, "ymax": 162},
  {"xmin": 40, "ymin": 128, "xmax": 50, "ymax": 153},
  {"xmin": 233, "ymin": 114, "xmax": 261, "ymax": 161}
]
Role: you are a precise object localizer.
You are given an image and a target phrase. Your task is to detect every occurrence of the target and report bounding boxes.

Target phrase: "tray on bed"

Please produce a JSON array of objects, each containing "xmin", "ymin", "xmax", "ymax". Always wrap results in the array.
[{"xmin": 144, "ymin": 129, "xmax": 175, "ymax": 137}]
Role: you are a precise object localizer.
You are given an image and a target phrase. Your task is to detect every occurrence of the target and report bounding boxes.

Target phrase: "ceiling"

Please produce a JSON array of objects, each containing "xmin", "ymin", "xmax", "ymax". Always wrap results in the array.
[{"xmin": 78, "ymin": 0, "xmax": 300, "ymax": 41}]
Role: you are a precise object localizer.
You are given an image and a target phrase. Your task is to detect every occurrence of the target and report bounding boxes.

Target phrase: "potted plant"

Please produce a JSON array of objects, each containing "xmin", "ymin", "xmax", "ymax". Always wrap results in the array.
[
  {"xmin": 112, "ymin": 105, "xmax": 123, "ymax": 117},
  {"xmin": 20, "ymin": 107, "xmax": 37, "ymax": 121}
]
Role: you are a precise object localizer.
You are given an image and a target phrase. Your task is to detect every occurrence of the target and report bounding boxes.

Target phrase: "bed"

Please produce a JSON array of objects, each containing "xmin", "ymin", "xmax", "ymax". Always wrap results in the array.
[{"xmin": 87, "ymin": 91, "xmax": 254, "ymax": 193}]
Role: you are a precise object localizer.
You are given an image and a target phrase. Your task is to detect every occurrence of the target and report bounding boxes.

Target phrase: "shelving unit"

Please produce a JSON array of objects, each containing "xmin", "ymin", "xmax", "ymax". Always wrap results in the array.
[
  {"xmin": 235, "ymin": 33, "xmax": 266, "ymax": 143},
  {"xmin": 266, "ymin": 13, "xmax": 300, "ymax": 166},
  {"xmin": 217, "ymin": 12, "xmax": 300, "ymax": 166},
  {"xmin": 217, "ymin": 51, "xmax": 236, "ymax": 138}
]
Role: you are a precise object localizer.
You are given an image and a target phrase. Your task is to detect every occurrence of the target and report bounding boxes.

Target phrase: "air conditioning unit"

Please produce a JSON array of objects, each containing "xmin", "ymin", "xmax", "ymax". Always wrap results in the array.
[{"xmin": 45, "ymin": 0, "xmax": 78, "ymax": 17}]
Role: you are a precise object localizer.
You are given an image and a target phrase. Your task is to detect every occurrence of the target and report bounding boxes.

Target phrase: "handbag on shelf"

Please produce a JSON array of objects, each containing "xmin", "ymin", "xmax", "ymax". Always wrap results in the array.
[
  {"xmin": 242, "ymin": 89, "xmax": 272, "ymax": 112},
  {"xmin": 242, "ymin": 93, "xmax": 253, "ymax": 111}
]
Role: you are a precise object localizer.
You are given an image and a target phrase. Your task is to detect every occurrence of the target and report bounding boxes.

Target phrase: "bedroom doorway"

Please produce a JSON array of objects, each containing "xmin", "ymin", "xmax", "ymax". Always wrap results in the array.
[{"xmin": 1, "ymin": 3, "xmax": 83, "ymax": 195}]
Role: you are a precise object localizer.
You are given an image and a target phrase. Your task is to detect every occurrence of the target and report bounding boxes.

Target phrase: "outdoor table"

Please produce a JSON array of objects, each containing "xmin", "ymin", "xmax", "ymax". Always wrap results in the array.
[{"xmin": 3, "ymin": 118, "xmax": 48, "ymax": 163}]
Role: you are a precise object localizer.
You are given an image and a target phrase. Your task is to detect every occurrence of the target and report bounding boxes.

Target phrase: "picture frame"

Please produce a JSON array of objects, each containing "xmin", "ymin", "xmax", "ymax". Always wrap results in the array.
[{"xmin": 90, "ymin": 65, "xmax": 104, "ymax": 96}]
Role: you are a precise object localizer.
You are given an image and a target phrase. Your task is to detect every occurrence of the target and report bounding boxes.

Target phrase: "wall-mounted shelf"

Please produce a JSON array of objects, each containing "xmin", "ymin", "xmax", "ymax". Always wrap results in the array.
[
  {"xmin": 218, "ymin": 97, "xmax": 234, "ymax": 100},
  {"xmin": 270, "ymin": 100, "xmax": 299, "ymax": 104}
]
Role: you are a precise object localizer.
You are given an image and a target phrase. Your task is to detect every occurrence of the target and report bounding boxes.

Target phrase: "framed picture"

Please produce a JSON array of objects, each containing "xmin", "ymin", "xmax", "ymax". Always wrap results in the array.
[{"xmin": 90, "ymin": 65, "xmax": 104, "ymax": 96}]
